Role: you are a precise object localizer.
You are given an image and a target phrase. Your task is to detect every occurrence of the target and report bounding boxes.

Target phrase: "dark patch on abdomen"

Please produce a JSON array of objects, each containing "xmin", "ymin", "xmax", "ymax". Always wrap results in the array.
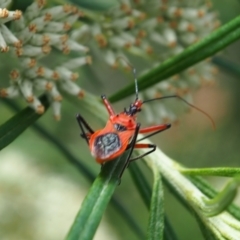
[{"xmin": 93, "ymin": 133, "xmax": 121, "ymax": 159}]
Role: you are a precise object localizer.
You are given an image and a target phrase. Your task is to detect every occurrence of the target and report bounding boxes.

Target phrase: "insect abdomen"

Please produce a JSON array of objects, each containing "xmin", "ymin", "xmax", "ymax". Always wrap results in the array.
[{"xmin": 92, "ymin": 132, "xmax": 121, "ymax": 161}]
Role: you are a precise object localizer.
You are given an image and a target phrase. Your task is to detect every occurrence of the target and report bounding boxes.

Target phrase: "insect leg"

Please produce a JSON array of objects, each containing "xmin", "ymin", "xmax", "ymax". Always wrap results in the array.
[
  {"xmin": 101, "ymin": 95, "xmax": 116, "ymax": 116},
  {"xmin": 118, "ymin": 123, "xmax": 141, "ymax": 180},
  {"xmin": 137, "ymin": 123, "xmax": 171, "ymax": 142},
  {"xmin": 76, "ymin": 113, "xmax": 94, "ymax": 144},
  {"xmin": 126, "ymin": 124, "xmax": 171, "ymax": 161},
  {"xmin": 129, "ymin": 143, "xmax": 156, "ymax": 162}
]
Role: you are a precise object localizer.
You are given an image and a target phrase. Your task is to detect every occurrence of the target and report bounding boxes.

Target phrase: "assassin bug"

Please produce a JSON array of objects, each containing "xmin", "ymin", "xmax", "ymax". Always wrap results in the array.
[{"xmin": 76, "ymin": 69, "xmax": 214, "ymax": 178}]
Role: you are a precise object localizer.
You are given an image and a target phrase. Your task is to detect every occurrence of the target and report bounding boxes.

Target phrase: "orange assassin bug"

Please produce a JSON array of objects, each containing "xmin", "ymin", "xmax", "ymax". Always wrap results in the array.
[{"xmin": 76, "ymin": 69, "xmax": 214, "ymax": 178}]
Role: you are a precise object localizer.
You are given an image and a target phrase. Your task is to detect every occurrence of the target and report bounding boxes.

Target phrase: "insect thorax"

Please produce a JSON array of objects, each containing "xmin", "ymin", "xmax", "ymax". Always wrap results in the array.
[{"xmin": 93, "ymin": 132, "xmax": 121, "ymax": 159}]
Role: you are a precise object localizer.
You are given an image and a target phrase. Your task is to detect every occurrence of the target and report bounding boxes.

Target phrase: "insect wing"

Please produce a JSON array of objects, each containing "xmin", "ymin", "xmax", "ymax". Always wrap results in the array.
[{"xmin": 89, "ymin": 121, "xmax": 133, "ymax": 163}]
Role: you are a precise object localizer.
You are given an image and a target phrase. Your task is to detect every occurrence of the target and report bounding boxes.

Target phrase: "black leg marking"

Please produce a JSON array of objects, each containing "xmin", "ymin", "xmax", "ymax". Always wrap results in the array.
[
  {"xmin": 129, "ymin": 144, "xmax": 156, "ymax": 162},
  {"xmin": 76, "ymin": 113, "xmax": 94, "ymax": 144},
  {"xmin": 136, "ymin": 123, "xmax": 171, "ymax": 142},
  {"xmin": 118, "ymin": 123, "xmax": 141, "ymax": 181}
]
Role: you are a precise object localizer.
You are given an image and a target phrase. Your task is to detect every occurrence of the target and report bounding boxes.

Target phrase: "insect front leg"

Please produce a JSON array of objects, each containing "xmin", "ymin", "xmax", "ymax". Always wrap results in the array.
[
  {"xmin": 118, "ymin": 123, "xmax": 141, "ymax": 180},
  {"xmin": 101, "ymin": 95, "xmax": 116, "ymax": 117},
  {"xmin": 127, "ymin": 123, "xmax": 171, "ymax": 161},
  {"xmin": 129, "ymin": 143, "xmax": 156, "ymax": 162},
  {"xmin": 137, "ymin": 123, "xmax": 171, "ymax": 142},
  {"xmin": 76, "ymin": 113, "xmax": 95, "ymax": 144}
]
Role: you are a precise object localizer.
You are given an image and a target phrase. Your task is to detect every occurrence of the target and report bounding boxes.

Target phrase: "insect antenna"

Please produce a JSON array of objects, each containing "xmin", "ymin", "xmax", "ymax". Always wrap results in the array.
[
  {"xmin": 143, "ymin": 95, "xmax": 216, "ymax": 130},
  {"xmin": 115, "ymin": 56, "xmax": 139, "ymax": 100},
  {"xmin": 133, "ymin": 68, "xmax": 139, "ymax": 100}
]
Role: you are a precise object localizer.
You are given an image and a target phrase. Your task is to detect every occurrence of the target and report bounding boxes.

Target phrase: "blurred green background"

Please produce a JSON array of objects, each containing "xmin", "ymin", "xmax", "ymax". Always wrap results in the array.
[{"xmin": 0, "ymin": 0, "xmax": 240, "ymax": 239}]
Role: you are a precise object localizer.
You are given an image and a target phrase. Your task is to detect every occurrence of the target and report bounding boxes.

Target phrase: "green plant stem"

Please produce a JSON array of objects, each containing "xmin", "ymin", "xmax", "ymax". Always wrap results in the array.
[
  {"xmin": 66, "ymin": 153, "xmax": 130, "ymax": 240},
  {"xmin": 109, "ymin": 15, "xmax": 240, "ymax": 102},
  {"xmin": 147, "ymin": 168, "xmax": 164, "ymax": 240},
  {"xmin": 129, "ymin": 163, "xmax": 178, "ymax": 240},
  {"xmin": 189, "ymin": 176, "xmax": 240, "ymax": 221},
  {"xmin": 181, "ymin": 167, "xmax": 240, "ymax": 177},
  {"xmin": 195, "ymin": 214, "xmax": 219, "ymax": 240}
]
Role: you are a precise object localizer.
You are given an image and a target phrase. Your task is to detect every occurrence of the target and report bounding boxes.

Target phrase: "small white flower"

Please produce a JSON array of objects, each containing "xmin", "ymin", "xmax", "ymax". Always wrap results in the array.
[
  {"xmin": 0, "ymin": 1, "xmax": 90, "ymax": 119},
  {"xmin": 81, "ymin": 0, "xmax": 219, "ymax": 123}
]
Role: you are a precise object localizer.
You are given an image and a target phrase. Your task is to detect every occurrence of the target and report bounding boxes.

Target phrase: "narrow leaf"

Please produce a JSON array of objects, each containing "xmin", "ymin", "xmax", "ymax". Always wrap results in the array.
[
  {"xmin": 189, "ymin": 176, "xmax": 240, "ymax": 221},
  {"xmin": 66, "ymin": 153, "xmax": 130, "ymax": 240},
  {"xmin": 128, "ymin": 163, "xmax": 152, "ymax": 206},
  {"xmin": 0, "ymin": 95, "xmax": 49, "ymax": 150},
  {"xmin": 202, "ymin": 178, "xmax": 240, "ymax": 217},
  {"xmin": 181, "ymin": 167, "xmax": 240, "ymax": 177},
  {"xmin": 195, "ymin": 214, "xmax": 219, "ymax": 240},
  {"xmin": 69, "ymin": 0, "xmax": 118, "ymax": 11},
  {"xmin": 147, "ymin": 169, "xmax": 164, "ymax": 240}
]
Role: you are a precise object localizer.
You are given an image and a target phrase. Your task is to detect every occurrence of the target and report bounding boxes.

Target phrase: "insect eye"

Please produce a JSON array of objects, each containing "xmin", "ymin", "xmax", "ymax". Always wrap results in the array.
[{"xmin": 114, "ymin": 123, "xmax": 127, "ymax": 131}]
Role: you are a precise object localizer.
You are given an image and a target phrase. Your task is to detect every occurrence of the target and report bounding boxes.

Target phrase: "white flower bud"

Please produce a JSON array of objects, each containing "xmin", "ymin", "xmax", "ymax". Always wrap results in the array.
[
  {"xmin": 30, "ymin": 33, "xmax": 50, "ymax": 46},
  {"xmin": 18, "ymin": 79, "xmax": 34, "ymax": 103},
  {"xmin": 34, "ymin": 78, "xmax": 53, "ymax": 91},
  {"xmin": 28, "ymin": 96, "xmax": 45, "ymax": 114},
  {"xmin": 11, "ymin": 13, "xmax": 25, "ymax": 31},
  {"xmin": 0, "ymin": 24, "xmax": 21, "ymax": 47},
  {"xmin": 20, "ymin": 44, "xmax": 51, "ymax": 57},
  {"xmin": 0, "ymin": 30, "xmax": 8, "ymax": 52},
  {"xmin": 102, "ymin": 50, "xmax": 118, "ymax": 68},
  {"xmin": 55, "ymin": 66, "xmax": 78, "ymax": 81},
  {"xmin": 0, "ymin": 9, "xmax": 22, "ymax": 24},
  {"xmin": 44, "ymin": 21, "xmax": 70, "ymax": 33},
  {"xmin": 48, "ymin": 83, "xmax": 62, "ymax": 101},
  {"xmin": 41, "ymin": 5, "xmax": 72, "ymax": 20},
  {"xmin": 25, "ymin": 66, "xmax": 44, "ymax": 78},
  {"xmin": 25, "ymin": 0, "xmax": 46, "ymax": 21},
  {"xmin": 55, "ymin": 39, "xmax": 89, "ymax": 54},
  {"xmin": 71, "ymin": 25, "xmax": 90, "ymax": 40},
  {"xmin": 111, "ymin": 17, "xmax": 135, "ymax": 30},
  {"xmin": 60, "ymin": 79, "xmax": 84, "ymax": 98},
  {"xmin": 62, "ymin": 56, "xmax": 92, "ymax": 70},
  {"xmin": 52, "ymin": 100, "xmax": 61, "ymax": 120},
  {"xmin": 0, "ymin": 85, "xmax": 19, "ymax": 98}
]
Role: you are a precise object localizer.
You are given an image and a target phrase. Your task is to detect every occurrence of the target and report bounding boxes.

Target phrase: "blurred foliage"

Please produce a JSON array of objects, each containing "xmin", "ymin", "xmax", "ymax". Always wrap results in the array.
[{"xmin": 1, "ymin": 0, "xmax": 240, "ymax": 240}]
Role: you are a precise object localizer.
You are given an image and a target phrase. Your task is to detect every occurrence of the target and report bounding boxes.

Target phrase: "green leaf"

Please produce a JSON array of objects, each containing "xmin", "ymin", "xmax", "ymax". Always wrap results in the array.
[
  {"xmin": 69, "ymin": 0, "xmax": 118, "ymax": 11},
  {"xmin": 66, "ymin": 152, "xmax": 132, "ymax": 240},
  {"xmin": 201, "ymin": 178, "xmax": 240, "ymax": 217},
  {"xmin": 109, "ymin": 15, "xmax": 240, "ymax": 102},
  {"xmin": 128, "ymin": 163, "xmax": 152, "ymax": 207},
  {"xmin": 181, "ymin": 167, "xmax": 240, "ymax": 177},
  {"xmin": 147, "ymin": 169, "xmax": 164, "ymax": 240},
  {"xmin": 194, "ymin": 214, "xmax": 219, "ymax": 240},
  {"xmin": 189, "ymin": 176, "xmax": 240, "ymax": 221},
  {"xmin": 129, "ymin": 163, "xmax": 178, "ymax": 240},
  {"xmin": 0, "ymin": 95, "xmax": 49, "ymax": 151}
]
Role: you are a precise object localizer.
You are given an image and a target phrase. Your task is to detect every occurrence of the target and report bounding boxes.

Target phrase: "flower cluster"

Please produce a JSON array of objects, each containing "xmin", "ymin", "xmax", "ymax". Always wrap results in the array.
[
  {"xmin": 0, "ymin": 0, "xmax": 220, "ymax": 122},
  {"xmin": 71, "ymin": 0, "xmax": 219, "ymax": 123},
  {"xmin": 0, "ymin": 0, "xmax": 91, "ymax": 119}
]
